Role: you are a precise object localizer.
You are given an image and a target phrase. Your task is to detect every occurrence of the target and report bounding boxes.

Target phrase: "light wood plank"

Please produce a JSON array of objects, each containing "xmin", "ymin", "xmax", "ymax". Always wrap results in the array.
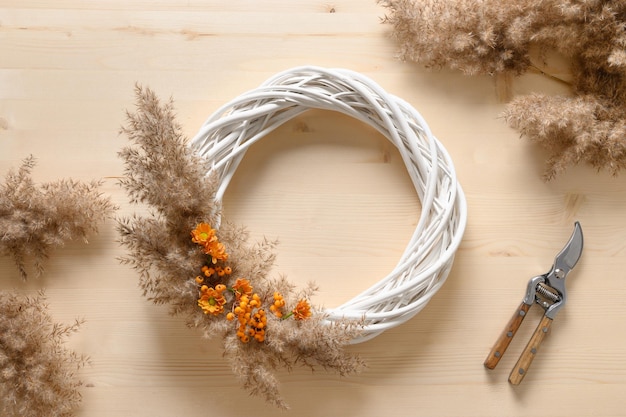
[{"xmin": 1, "ymin": 2, "xmax": 626, "ymax": 416}]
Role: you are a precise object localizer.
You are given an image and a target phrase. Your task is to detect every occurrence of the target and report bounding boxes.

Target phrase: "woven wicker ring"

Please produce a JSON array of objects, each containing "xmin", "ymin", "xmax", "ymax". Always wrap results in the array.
[{"xmin": 190, "ymin": 66, "xmax": 467, "ymax": 343}]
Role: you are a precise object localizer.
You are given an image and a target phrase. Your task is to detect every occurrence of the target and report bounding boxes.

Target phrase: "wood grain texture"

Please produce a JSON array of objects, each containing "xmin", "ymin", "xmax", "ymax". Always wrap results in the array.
[{"xmin": 1, "ymin": 1, "xmax": 626, "ymax": 416}]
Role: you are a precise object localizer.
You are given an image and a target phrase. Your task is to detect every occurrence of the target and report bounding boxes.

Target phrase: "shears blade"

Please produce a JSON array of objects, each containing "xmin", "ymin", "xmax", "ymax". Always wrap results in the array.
[{"xmin": 554, "ymin": 221, "xmax": 583, "ymax": 274}]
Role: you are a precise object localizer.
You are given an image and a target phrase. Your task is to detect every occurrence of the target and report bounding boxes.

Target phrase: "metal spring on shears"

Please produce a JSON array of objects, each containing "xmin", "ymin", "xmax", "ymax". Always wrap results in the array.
[{"xmin": 536, "ymin": 283, "xmax": 560, "ymax": 303}]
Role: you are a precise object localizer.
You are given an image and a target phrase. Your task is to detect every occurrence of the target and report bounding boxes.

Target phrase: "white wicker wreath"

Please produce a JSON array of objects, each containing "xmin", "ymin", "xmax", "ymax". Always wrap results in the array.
[{"xmin": 190, "ymin": 66, "xmax": 467, "ymax": 343}]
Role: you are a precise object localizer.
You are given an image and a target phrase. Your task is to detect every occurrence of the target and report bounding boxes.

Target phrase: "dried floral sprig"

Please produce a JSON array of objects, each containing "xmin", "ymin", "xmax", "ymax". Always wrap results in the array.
[
  {"xmin": 0, "ymin": 290, "xmax": 87, "ymax": 417},
  {"xmin": 117, "ymin": 85, "xmax": 364, "ymax": 408},
  {"xmin": 380, "ymin": 0, "xmax": 626, "ymax": 179},
  {"xmin": 0, "ymin": 156, "xmax": 116, "ymax": 279}
]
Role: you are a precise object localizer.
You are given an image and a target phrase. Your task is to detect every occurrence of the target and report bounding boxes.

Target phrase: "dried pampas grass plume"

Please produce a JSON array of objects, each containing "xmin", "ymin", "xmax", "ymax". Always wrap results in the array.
[
  {"xmin": 380, "ymin": 0, "xmax": 626, "ymax": 179},
  {"xmin": 0, "ymin": 290, "xmax": 87, "ymax": 417},
  {"xmin": 117, "ymin": 85, "xmax": 364, "ymax": 408},
  {"xmin": 0, "ymin": 157, "xmax": 116, "ymax": 279}
]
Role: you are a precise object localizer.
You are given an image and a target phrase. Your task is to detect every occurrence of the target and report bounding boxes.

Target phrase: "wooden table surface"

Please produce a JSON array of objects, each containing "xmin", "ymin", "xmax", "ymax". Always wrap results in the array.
[{"xmin": 1, "ymin": 1, "xmax": 625, "ymax": 416}]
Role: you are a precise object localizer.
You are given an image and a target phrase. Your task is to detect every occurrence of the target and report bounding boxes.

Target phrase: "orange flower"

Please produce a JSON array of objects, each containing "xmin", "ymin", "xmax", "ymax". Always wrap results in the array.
[
  {"xmin": 205, "ymin": 240, "xmax": 228, "ymax": 264},
  {"xmin": 191, "ymin": 223, "xmax": 229, "ymax": 264},
  {"xmin": 191, "ymin": 223, "xmax": 216, "ymax": 246},
  {"xmin": 292, "ymin": 299, "xmax": 312, "ymax": 320},
  {"xmin": 232, "ymin": 278, "xmax": 253, "ymax": 299},
  {"xmin": 198, "ymin": 285, "xmax": 226, "ymax": 316}
]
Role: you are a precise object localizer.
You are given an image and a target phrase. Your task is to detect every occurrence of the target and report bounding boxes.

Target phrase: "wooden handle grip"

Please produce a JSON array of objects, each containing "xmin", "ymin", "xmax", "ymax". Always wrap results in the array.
[
  {"xmin": 508, "ymin": 315, "xmax": 553, "ymax": 385},
  {"xmin": 484, "ymin": 302, "xmax": 531, "ymax": 369}
]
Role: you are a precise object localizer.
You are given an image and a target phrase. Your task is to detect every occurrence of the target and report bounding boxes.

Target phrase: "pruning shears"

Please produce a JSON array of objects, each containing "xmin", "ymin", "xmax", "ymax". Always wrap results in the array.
[{"xmin": 484, "ymin": 222, "xmax": 584, "ymax": 384}]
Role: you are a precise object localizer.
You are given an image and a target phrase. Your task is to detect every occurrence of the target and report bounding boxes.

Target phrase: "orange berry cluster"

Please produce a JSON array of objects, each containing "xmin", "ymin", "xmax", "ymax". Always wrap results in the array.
[
  {"xmin": 203, "ymin": 264, "xmax": 232, "ymax": 278},
  {"xmin": 195, "ymin": 265, "xmax": 233, "ymax": 286},
  {"xmin": 269, "ymin": 292, "xmax": 286, "ymax": 318},
  {"xmin": 227, "ymin": 293, "xmax": 267, "ymax": 343}
]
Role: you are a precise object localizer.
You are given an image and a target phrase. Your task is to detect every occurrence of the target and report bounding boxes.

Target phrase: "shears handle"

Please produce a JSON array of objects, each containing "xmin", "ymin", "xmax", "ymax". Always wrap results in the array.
[
  {"xmin": 484, "ymin": 302, "xmax": 531, "ymax": 369},
  {"xmin": 508, "ymin": 315, "xmax": 552, "ymax": 384}
]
